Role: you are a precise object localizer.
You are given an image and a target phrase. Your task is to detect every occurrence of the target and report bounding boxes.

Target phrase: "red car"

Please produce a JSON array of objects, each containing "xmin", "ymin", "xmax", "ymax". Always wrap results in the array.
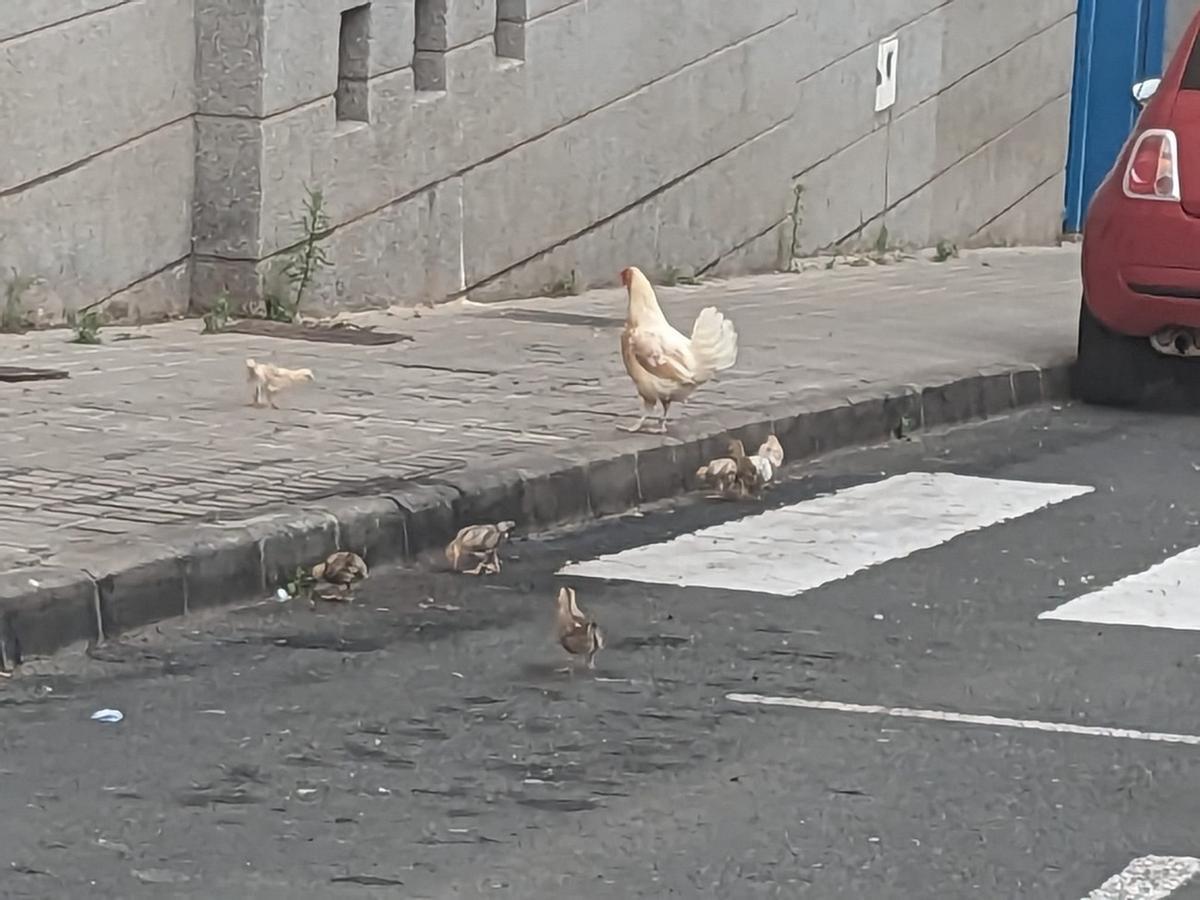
[{"xmin": 1078, "ymin": 11, "xmax": 1200, "ymax": 405}]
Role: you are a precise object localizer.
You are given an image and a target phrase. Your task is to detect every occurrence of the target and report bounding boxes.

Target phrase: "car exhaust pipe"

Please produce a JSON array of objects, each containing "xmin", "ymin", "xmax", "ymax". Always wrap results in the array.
[{"xmin": 1150, "ymin": 327, "xmax": 1200, "ymax": 357}]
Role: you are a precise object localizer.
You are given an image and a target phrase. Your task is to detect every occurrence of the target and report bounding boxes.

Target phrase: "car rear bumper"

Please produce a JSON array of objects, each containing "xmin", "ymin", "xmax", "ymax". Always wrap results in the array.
[{"xmin": 1083, "ymin": 195, "xmax": 1200, "ymax": 335}]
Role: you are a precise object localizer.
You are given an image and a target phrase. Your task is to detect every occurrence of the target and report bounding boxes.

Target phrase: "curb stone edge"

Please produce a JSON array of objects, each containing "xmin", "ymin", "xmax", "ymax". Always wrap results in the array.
[{"xmin": 0, "ymin": 360, "xmax": 1074, "ymax": 666}]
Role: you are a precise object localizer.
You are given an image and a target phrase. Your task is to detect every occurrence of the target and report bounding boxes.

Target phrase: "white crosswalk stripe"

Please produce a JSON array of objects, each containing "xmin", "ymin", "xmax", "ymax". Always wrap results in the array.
[
  {"xmin": 559, "ymin": 472, "xmax": 1093, "ymax": 596},
  {"xmin": 560, "ymin": 466, "xmax": 1200, "ymax": 890},
  {"xmin": 726, "ymin": 693, "xmax": 1200, "ymax": 746},
  {"xmin": 1040, "ymin": 546, "xmax": 1200, "ymax": 632},
  {"xmin": 1084, "ymin": 856, "xmax": 1200, "ymax": 899}
]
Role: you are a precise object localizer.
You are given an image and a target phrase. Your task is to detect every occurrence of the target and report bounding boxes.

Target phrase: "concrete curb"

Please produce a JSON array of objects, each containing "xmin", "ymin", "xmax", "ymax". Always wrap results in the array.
[{"xmin": 0, "ymin": 359, "xmax": 1073, "ymax": 666}]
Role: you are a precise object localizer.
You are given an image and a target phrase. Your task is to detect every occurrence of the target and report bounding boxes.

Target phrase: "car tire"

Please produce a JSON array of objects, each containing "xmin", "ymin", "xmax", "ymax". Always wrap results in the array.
[{"xmin": 1073, "ymin": 298, "xmax": 1165, "ymax": 407}]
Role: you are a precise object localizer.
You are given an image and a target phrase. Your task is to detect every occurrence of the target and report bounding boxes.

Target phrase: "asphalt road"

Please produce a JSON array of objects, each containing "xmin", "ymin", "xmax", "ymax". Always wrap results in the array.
[{"xmin": 4, "ymin": 402, "xmax": 1200, "ymax": 899}]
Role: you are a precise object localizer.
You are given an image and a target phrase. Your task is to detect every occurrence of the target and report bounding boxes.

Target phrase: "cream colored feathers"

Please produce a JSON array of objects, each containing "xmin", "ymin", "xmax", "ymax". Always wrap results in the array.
[
  {"xmin": 618, "ymin": 266, "xmax": 738, "ymax": 434},
  {"xmin": 246, "ymin": 358, "xmax": 315, "ymax": 408}
]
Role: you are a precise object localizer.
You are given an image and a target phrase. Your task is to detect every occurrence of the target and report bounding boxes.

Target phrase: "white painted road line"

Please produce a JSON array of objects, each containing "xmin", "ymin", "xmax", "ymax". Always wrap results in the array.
[
  {"xmin": 559, "ymin": 472, "xmax": 1093, "ymax": 595},
  {"xmin": 725, "ymin": 694, "xmax": 1200, "ymax": 746},
  {"xmin": 1085, "ymin": 856, "xmax": 1200, "ymax": 899},
  {"xmin": 1040, "ymin": 546, "xmax": 1200, "ymax": 632}
]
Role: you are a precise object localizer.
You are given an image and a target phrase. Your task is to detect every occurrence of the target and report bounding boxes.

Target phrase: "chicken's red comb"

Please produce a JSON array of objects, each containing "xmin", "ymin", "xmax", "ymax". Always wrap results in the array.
[{"xmin": 619, "ymin": 267, "xmax": 632, "ymax": 286}]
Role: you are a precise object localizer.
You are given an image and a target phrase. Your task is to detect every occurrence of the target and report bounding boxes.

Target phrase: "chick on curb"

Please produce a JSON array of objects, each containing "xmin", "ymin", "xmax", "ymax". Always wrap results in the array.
[{"xmin": 697, "ymin": 434, "xmax": 785, "ymax": 498}]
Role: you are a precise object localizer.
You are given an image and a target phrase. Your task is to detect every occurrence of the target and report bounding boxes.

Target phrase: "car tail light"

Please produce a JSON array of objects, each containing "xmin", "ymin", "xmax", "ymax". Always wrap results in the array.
[{"xmin": 1123, "ymin": 128, "xmax": 1181, "ymax": 201}]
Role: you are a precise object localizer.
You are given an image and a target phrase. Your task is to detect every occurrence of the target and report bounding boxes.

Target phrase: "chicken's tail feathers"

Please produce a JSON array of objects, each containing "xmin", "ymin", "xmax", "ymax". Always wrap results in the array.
[{"xmin": 689, "ymin": 306, "xmax": 738, "ymax": 380}]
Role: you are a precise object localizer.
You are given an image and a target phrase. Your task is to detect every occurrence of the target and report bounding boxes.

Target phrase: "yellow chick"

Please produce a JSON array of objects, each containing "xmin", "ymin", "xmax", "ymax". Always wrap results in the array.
[{"xmin": 246, "ymin": 358, "xmax": 315, "ymax": 408}]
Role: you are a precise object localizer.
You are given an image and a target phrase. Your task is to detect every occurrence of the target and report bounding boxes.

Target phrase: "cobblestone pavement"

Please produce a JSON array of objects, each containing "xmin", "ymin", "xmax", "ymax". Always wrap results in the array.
[{"xmin": 0, "ymin": 247, "xmax": 1079, "ymax": 570}]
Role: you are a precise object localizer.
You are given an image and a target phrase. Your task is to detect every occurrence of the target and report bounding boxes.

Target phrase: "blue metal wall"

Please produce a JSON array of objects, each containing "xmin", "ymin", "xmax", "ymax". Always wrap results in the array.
[{"xmin": 1064, "ymin": 0, "xmax": 1167, "ymax": 232}]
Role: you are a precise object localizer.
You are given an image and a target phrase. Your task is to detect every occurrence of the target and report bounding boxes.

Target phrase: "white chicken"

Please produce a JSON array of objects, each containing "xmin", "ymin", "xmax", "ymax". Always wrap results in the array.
[{"xmin": 618, "ymin": 266, "xmax": 738, "ymax": 433}]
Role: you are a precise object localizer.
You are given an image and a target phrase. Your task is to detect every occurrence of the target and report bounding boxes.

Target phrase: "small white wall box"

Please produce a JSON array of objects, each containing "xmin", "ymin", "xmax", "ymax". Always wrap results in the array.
[{"xmin": 875, "ymin": 34, "xmax": 899, "ymax": 112}]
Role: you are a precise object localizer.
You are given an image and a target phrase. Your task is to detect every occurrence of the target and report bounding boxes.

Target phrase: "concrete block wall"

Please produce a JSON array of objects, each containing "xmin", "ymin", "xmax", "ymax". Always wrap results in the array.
[
  {"xmin": 0, "ymin": 0, "xmax": 196, "ymax": 324},
  {"xmin": 793, "ymin": 0, "xmax": 1075, "ymax": 257},
  {"xmin": 1, "ymin": 0, "xmax": 1076, "ymax": 323}
]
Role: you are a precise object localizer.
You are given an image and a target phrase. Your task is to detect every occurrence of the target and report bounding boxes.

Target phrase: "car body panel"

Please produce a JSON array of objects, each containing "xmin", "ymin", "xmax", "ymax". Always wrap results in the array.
[{"xmin": 1082, "ymin": 8, "xmax": 1200, "ymax": 337}]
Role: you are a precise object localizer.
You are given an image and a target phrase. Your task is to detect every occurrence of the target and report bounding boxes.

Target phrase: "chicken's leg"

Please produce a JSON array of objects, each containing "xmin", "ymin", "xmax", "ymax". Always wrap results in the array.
[
  {"xmin": 474, "ymin": 551, "xmax": 500, "ymax": 576},
  {"xmin": 618, "ymin": 399, "xmax": 656, "ymax": 433},
  {"xmin": 651, "ymin": 400, "xmax": 672, "ymax": 434},
  {"xmin": 463, "ymin": 553, "xmax": 489, "ymax": 576}
]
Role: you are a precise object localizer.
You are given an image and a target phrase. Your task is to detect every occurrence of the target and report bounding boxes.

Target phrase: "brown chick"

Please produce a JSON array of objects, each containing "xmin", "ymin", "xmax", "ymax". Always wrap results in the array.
[
  {"xmin": 246, "ymin": 358, "xmax": 315, "ymax": 408},
  {"xmin": 308, "ymin": 550, "xmax": 368, "ymax": 603},
  {"xmin": 445, "ymin": 521, "xmax": 516, "ymax": 575},
  {"xmin": 312, "ymin": 551, "xmax": 368, "ymax": 585},
  {"xmin": 696, "ymin": 456, "xmax": 739, "ymax": 496},
  {"xmin": 555, "ymin": 586, "xmax": 604, "ymax": 670},
  {"xmin": 728, "ymin": 438, "xmax": 765, "ymax": 499},
  {"xmin": 618, "ymin": 266, "xmax": 738, "ymax": 434}
]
